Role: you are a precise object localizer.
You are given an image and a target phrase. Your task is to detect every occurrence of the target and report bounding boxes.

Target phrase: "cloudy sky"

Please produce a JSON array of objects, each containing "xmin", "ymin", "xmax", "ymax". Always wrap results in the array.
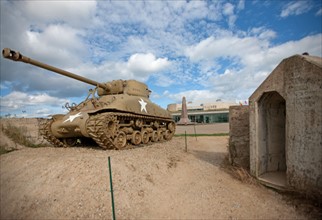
[{"xmin": 0, "ymin": 0, "xmax": 321, "ymax": 117}]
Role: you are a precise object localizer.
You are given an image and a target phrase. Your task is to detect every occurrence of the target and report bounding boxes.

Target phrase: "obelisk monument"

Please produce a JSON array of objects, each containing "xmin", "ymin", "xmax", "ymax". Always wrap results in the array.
[{"xmin": 177, "ymin": 96, "xmax": 192, "ymax": 125}]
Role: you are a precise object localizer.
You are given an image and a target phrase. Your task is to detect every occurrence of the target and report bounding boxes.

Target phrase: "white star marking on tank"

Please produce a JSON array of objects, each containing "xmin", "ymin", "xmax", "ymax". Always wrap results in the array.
[
  {"xmin": 139, "ymin": 98, "xmax": 147, "ymax": 113},
  {"xmin": 63, "ymin": 112, "xmax": 82, "ymax": 123}
]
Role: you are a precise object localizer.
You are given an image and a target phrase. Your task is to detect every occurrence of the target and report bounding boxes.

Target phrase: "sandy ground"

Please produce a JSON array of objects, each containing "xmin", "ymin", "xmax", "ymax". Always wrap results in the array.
[
  {"xmin": 0, "ymin": 119, "xmax": 320, "ymax": 219},
  {"xmin": 1, "ymin": 136, "xmax": 312, "ymax": 219}
]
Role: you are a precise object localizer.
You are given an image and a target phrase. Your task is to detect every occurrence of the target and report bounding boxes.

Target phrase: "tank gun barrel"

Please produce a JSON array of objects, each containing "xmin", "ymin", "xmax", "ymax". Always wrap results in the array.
[{"xmin": 2, "ymin": 48, "xmax": 108, "ymax": 90}]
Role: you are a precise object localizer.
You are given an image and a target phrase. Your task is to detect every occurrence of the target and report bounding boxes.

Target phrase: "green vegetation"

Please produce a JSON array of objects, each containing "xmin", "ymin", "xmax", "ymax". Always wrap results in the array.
[
  {"xmin": 0, "ymin": 145, "xmax": 15, "ymax": 155},
  {"xmin": 175, "ymin": 133, "xmax": 229, "ymax": 137},
  {"xmin": 2, "ymin": 124, "xmax": 47, "ymax": 149}
]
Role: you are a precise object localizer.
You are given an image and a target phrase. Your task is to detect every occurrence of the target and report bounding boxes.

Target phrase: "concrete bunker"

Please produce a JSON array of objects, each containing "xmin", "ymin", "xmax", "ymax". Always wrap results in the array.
[
  {"xmin": 248, "ymin": 54, "xmax": 322, "ymax": 193},
  {"xmin": 257, "ymin": 91, "xmax": 286, "ymax": 187}
]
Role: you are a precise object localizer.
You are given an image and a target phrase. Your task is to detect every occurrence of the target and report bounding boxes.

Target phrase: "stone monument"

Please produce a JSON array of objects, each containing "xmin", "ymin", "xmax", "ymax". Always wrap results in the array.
[{"xmin": 177, "ymin": 96, "xmax": 193, "ymax": 125}]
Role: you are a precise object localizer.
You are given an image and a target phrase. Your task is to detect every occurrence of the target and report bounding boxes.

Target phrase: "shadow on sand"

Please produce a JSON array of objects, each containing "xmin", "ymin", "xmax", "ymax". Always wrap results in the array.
[{"xmin": 191, "ymin": 149, "xmax": 227, "ymax": 167}]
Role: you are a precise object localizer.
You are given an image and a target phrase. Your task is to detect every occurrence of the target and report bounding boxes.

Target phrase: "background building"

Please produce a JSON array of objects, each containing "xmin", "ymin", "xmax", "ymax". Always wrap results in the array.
[{"xmin": 167, "ymin": 101, "xmax": 237, "ymax": 123}]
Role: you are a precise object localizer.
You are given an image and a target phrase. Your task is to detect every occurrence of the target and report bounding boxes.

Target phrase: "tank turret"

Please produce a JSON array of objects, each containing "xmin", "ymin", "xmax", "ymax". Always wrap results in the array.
[{"xmin": 2, "ymin": 48, "xmax": 176, "ymax": 150}]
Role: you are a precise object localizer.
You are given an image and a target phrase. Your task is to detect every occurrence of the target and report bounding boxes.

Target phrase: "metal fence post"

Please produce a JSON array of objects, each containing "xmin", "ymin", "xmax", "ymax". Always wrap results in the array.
[
  {"xmin": 185, "ymin": 131, "xmax": 188, "ymax": 152},
  {"xmin": 108, "ymin": 156, "xmax": 116, "ymax": 220}
]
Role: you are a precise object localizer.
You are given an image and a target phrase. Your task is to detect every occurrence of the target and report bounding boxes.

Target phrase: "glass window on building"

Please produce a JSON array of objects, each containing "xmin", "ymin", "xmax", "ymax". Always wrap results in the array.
[
  {"xmin": 173, "ymin": 112, "xmax": 229, "ymax": 123},
  {"xmin": 174, "ymin": 116, "xmax": 180, "ymax": 122}
]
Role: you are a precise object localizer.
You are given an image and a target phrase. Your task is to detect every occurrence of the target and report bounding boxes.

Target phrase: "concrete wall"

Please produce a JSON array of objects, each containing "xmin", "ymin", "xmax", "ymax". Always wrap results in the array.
[
  {"xmin": 285, "ymin": 56, "xmax": 322, "ymax": 192},
  {"xmin": 228, "ymin": 106, "xmax": 250, "ymax": 169},
  {"xmin": 249, "ymin": 55, "xmax": 322, "ymax": 193}
]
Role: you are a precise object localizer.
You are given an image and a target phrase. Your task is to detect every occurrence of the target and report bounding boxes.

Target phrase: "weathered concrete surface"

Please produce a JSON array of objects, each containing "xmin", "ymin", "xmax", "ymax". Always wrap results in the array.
[
  {"xmin": 228, "ymin": 106, "xmax": 250, "ymax": 169},
  {"xmin": 249, "ymin": 55, "xmax": 322, "ymax": 194}
]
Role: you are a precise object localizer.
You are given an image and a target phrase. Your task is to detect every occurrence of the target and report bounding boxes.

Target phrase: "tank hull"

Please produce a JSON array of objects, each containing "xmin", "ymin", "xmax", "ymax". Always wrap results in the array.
[{"xmin": 40, "ymin": 94, "xmax": 176, "ymax": 150}]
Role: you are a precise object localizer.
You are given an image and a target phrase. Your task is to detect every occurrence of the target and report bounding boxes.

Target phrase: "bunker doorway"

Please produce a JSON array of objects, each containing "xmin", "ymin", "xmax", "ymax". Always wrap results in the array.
[{"xmin": 257, "ymin": 91, "xmax": 286, "ymax": 188}]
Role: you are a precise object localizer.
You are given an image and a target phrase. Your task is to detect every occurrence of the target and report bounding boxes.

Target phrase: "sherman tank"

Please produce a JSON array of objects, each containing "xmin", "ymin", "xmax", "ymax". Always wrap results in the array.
[{"xmin": 2, "ymin": 48, "xmax": 176, "ymax": 150}]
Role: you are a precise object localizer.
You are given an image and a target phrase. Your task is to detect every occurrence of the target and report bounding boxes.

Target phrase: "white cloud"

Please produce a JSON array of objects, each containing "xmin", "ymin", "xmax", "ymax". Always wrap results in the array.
[
  {"xmin": 250, "ymin": 27, "xmax": 277, "ymax": 40},
  {"xmin": 1, "ymin": 91, "xmax": 68, "ymax": 108},
  {"xmin": 65, "ymin": 52, "xmax": 171, "ymax": 83},
  {"xmin": 151, "ymin": 73, "xmax": 176, "ymax": 87},
  {"xmin": 0, "ymin": 0, "xmax": 320, "ymax": 117},
  {"xmin": 127, "ymin": 53, "xmax": 170, "ymax": 74},
  {"xmin": 237, "ymin": 0, "xmax": 245, "ymax": 11},
  {"xmin": 163, "ymin": 89, "xmax": 225, "ymax": 104},
  {"xmin": 23, "ymin": 1, "xmax": 97, "ymax": 28},
  {"xmin": 0, "ymin": 0, "xmax": 91, "ymax": 71},
  {"xmin": 185, "ymin": 33, "xmax": 269, "ymax": 62},
  {"xmin": 222, "ymin": 3, "xmax": 237, "ymax": 28},
  {"xmin": 0, "ymin": 91, "xmax": 69, "ymax": 117},
  {"xmin": 186, "ymin": 32, "xmax": 321, "ymax": 63},
  {"xmin": 316, "ymin": 8, "xmax": 322, "ymax": 16},
  {"xmin": 223, "ymin": 3, "xmax": 235, "ymax": 15},
  {"xmin": 184, "ymin": 33, "xmax": 322, "ymax": 101},
  {"xmin": 25, "ymin": 24, "xmax": 86, "ymax": 66},
  {"xmin": 27, "ymin": 25, "xmax": 83, "ymax": 50},
  {"xmin": 280, "ymin": 1, "xmax": 312, "ymax": 18}
]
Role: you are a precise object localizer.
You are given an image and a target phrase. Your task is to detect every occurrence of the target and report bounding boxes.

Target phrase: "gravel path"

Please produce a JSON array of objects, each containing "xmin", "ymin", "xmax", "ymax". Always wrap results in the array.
[{"xmin": 0, "ymin": 136, "xmax": 307, "ymax": 219}]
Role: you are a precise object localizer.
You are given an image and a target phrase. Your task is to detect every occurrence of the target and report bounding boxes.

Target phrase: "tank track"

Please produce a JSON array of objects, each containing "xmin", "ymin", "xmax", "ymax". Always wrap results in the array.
[
  {"xmin": 38, "ymin": 112, "xmax": 176, "ymax": 150},
  {"xmin": 86, "ymin": 112, "xmax": 175, "ymax": 150},
  {"xmin": 39, "ymin": 119, "xmax": 67, "ymax": 148}
]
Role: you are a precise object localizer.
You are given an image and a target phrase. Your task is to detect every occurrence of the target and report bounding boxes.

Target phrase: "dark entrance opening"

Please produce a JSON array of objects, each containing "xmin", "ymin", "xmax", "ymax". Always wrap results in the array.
[{"xmin": 257, "ymin": 91, "xmax": 286, "ymax": 188}]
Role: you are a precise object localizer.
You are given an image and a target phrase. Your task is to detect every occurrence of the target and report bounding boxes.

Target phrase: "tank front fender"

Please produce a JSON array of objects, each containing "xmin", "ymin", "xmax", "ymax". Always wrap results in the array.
[{"xmin": 51, "ymin": 112, "xmax": 90, "ymax": 138}]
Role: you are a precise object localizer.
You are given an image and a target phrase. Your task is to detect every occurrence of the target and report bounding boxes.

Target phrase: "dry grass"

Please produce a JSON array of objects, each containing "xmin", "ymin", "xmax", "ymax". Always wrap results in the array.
[
  {"xmin": 220, "ymin": 156, "xmax": 258, "ymax": 186},
  {"xmin": 228, "ymin": 166, "xmax": 260, "ymax": 185},
  {"xmin": 2, "ymin": 123, "xmax": 47, "ymax": 149},
  {"xmin": 0, "ymin": 145, "xmax": 14, "ymax": 155}
]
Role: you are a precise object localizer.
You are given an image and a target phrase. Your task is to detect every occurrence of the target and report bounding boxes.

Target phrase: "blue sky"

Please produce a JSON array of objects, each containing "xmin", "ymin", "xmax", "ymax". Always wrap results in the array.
[{"xmin": 0, "ymin": 0, "xmax": 321, "ymax": 117}]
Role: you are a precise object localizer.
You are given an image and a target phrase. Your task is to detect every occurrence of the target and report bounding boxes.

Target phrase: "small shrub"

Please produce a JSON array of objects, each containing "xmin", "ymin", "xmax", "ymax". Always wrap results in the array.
[
  {"xmin": 0, "ymin": 144, "xmax": 15, "ymax": 155},
  {"xmin": 220, "ymin": 154, "xmax": 260, "ymax": 186}
]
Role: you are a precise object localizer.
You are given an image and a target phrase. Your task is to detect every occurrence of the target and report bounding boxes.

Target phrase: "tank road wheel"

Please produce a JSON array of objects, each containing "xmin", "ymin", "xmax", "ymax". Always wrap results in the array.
[
  {"xmin": 141, "ymin": 130, "xmax": 149, "ymax": 144},
  {"xmin": 157, "ymin": 129, "xmax": 163, "ymax": 141},
  {"xmin": 114, "ymin": 131, "xmax": 127, "ymax": 149},
  {"xmin": 131, "ymin": 131, "xmax": 142, "ymax": 145},
  {"xmin": 63, "ymin": 138, "xmax": 78, "ymax": 147},
  {"xmin": 164, "ymin": 130, "xmax": 172, "ymax": 140},
  {"xmin": 168, "ymin": 122, "xmax": 176, "ymax": 133},
  {"xmin": 135, "ymin": 119, "xmax": 143, "ymax": 128},
  {"xmin": 151, "ymin": 130, "xmax": 158, "ymax": 142},
  {"xmin": 106, "ymin": 116, "xmax": 118, "ymax": 137},
  {"xmin": 154, "ymin": 121, "xmax": 159, "ymax": 128}
]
